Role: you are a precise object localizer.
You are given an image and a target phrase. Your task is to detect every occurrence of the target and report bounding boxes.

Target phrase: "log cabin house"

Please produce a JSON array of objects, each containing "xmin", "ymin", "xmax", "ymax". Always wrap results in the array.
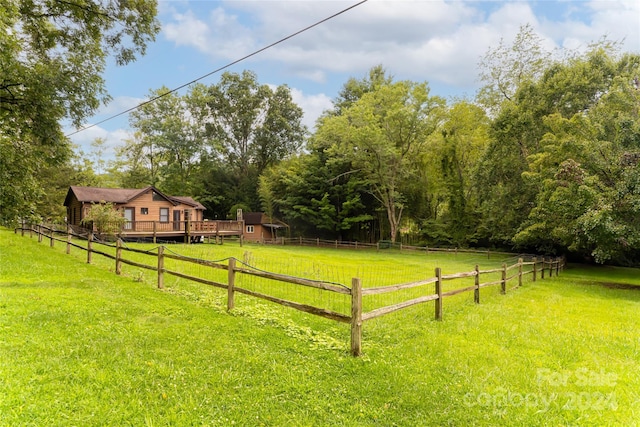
[{"xmin": 64, "ymin": 186, "xmax": 242, "ymax": 242}]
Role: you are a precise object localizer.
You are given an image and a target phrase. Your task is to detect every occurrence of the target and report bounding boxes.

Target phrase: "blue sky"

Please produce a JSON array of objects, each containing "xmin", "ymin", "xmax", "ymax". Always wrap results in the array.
[{"xmin": 66, "ymin": 0, "xmax": 640, "ymax": 158}]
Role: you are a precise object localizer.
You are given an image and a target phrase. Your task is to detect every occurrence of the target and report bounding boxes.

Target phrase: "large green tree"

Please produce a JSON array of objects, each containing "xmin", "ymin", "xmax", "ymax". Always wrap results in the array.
[
  {"xmin": 513, "ymin": 48, "xmax": 640, "ymax": 263},
  {"xmin": 423, "ymin": 102, "xmax": 490, "ymax": 246},
  {"xmin": 124, "ymin": 84, "xmax": 208, "ymax": 195},
  {"xmin": 0, "ymin": 0, "xmax": 160, "ymax": 224},
  {"xmin": 316, "ymin": 79, "xmax": 445, "ymax": 242},
  {"xmin": 201, "ymin": 70, "xmax": 306, "ymax": 217}
]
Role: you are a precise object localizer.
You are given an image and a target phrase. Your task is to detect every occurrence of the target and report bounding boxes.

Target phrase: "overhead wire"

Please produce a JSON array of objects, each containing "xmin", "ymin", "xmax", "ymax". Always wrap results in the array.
[{"xmin": 66, "ymin": 0, "xmax": 369, "ymax": 138}]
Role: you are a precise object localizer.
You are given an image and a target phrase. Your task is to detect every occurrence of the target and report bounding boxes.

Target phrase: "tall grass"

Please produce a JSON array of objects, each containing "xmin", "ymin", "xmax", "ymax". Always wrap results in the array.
[{"xmin": 2, "ymin": 229, "xmax": 639, "ymax": 426}]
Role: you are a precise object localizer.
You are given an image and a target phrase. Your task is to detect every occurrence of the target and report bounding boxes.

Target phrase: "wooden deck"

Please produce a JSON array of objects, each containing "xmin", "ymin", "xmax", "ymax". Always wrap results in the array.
[{"xmin": 80, "ymin": 220, "xmax": 244, "ymax": 243}]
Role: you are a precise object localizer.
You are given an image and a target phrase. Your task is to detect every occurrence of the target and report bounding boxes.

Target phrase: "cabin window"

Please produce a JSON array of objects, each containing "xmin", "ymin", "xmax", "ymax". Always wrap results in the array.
[
  {"xmin": 141, "ymin": 207, "xmax": 149, "ymax": 215},
  {"xmin": 246, "ymin": 225, "xmax": 254, "ymax": 233},
  {"xmin": 160, "ymin": 208, "xmax": 169, "ymax": 223}
]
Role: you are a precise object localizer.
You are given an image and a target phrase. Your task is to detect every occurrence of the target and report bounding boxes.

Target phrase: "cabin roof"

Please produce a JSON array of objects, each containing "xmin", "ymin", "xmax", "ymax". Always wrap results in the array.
[
  {"xmin": 243, "ymin": 212, "xmax": 288, "ymax": 228},
  {"xmin": 64, "ymin": 186, "xmax": 205, "ymax": 210}
]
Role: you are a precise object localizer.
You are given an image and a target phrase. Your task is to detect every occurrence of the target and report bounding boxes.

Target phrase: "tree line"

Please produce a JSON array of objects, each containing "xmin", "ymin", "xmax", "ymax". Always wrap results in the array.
[{"xmin": 2, "ymin": 14, "xmax": 638, "ymax": 266}]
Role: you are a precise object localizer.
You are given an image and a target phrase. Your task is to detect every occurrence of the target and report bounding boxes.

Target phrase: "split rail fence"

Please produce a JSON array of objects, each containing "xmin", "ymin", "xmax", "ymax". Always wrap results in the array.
[
  {"xmin": 256, "ymin": 236, "xmax": 515, "ymax": 259},
  {"xmin": 17, "ymin": 223, "xmax": 565, "ymax": 356}
]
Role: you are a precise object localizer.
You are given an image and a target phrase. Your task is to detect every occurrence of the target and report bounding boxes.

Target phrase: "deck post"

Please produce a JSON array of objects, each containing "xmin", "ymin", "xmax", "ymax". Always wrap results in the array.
[{"xmin": 184, "ymin": 218, "xmax": 191, "ymax": 244}]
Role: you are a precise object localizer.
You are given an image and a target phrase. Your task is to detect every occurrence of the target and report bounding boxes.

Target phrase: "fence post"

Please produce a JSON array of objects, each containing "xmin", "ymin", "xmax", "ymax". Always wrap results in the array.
[
  {"xmin": 66, "ymin": 226, "xmax": 71, "ymax": 254},
  {"xmin": 350, "ymin": 277, "xmax": 362, "ymax": 357},
  {"xmin": 227, "ymin": 258, "xmax": 236, "ymax": 311},
  {"xmin": 501, "ymin": 263, "xmax": 507, "ymax": 295},
  {"xmin": 532, "ymin": 257, "xmax": 537, "ymax": 282},
  {"xmin": 549, "ymin": 258, "xmax": 553, "ymax": 278},
  {"xmin": 115, "ymin": 239, "xmax": 123, "ymax": 275},
  {"xmin": 153, "ymin": 221, "xmax": 157, "ymax": 244},
  {"xmin": 541, "ymin": 258, "xmax": 545, "ymax": 279},
  {"xmin": 21, "ymin": 220, "xmax": 25, "ymax": 236},
  {"xmin": 518, "ymin": 258, "xmax": 523, "ymax": 287},
  {"xmin": 38, "ymin": 223, "xmax": 43, "ymax": 243},
  {"xmin": 474, "ymin": 264, "xmax": 480, "ymax": 304},
  {"xmin": 435, "ymin": 267, "xmax": 443, "ymax": 320},
  {"xmin": 157, "ymin": 245, "xmax": 165, "ymax": 289},
  {"xmin": 49, "ymin": 226, "xmax": 54, "ymax": 248},
  {"xmin": 87, "ymin": 233, "xmax": 93, "ymax": 264},
  {"xmin": 556, "ymin": 258, "xmax": 560, "ymax": 276}
]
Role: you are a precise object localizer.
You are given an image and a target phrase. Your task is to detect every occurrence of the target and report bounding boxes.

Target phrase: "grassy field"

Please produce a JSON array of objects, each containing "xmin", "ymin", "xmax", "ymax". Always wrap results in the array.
[{"xmin": 1, "ymin": 228, "xmax": 639, "ymax": 426}]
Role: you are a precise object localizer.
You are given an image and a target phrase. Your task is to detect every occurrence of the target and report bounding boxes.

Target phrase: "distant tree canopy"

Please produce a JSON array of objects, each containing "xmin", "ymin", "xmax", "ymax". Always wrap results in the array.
[
  {"xmin": 118, "ymin": 71, "xmax": 306, "ymax": 219},
  {"xmin": 0, "ymin": 0, "xmax": 160, "ymax": 225},
  {"xmin": 8, "ymin": 20, "xmax": 639, "ymax": 266}
]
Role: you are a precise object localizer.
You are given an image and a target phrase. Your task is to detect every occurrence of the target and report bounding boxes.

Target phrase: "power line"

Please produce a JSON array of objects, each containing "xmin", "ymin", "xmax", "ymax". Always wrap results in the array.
[{"xmin": 66, "ymin": 0, "xmax": 369, "ymax": 138}]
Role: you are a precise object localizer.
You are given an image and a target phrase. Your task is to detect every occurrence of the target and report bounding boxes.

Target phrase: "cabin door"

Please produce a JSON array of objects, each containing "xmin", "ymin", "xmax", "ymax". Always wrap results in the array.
[
  {"xmin": 124, "ymin": 208, "xmax": 134, "ymax": 230},
  {"xmin": 173, "ymin": 210, "xmax": 181, "ymax": 231}
]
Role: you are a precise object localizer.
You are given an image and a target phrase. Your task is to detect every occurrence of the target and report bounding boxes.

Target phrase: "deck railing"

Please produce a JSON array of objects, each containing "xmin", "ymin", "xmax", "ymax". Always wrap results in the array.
[
  {"xmin": 112, "ymin": 220, "xmax": 243, "ymax": 233},
  {"xmin": 71, "ymin": 220, "xmax": 244, "ymax": 243}
]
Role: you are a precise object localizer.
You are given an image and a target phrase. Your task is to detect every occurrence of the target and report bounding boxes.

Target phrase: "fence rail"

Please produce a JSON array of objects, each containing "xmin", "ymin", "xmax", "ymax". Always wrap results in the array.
[
  {"xmin": 16, "ymin": 223, "xmax": 565, "ymax": 356},
  {"xmin": 259, "ymin": 236, "xmax": 515, "ymax": 259}
]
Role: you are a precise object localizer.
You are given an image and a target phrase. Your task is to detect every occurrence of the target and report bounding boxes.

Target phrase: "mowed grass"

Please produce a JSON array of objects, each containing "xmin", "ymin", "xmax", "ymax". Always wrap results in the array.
[{"xmin": 1, "ymin": 228, "xmax": 639, "ymax": 426}]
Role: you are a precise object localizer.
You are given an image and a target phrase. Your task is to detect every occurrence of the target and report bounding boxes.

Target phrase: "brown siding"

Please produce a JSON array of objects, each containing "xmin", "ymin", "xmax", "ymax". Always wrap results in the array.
[
  {"xmin": 66, "ymin": 187, "xmax": 204, "ymax": 226},
  {"xmin": 66, "ymin": 195, "xmax": 84, "ymax": 226},
  {"xmin": 107, "ymin": 189, "xmax": 203, "ymax": 223},
  {"xmin": 244, "ymin": 224, "xmax": 273, "ymax": 242}
]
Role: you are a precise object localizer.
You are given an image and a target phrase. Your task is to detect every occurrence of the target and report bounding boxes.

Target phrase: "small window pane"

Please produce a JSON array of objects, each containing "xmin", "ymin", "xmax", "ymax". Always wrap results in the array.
[{"xmin": 160, "ymin": 208, "xmax": 169, "ymax": 222}]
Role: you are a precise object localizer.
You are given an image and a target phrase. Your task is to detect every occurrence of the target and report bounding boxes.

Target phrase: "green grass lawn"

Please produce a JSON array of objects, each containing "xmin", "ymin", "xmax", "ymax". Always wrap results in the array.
[{"xmin": 1, "ymin": 228, "xmax": 639, "ymax": 426}]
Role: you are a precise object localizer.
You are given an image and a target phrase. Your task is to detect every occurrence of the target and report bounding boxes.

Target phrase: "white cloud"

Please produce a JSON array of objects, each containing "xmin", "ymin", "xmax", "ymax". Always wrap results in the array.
[
  {"xmin": 98, "ymin": 96, "xmax": 146, "ymax": 116},
  {"xmin": 543, "ymin": 0, "xmax": 640, "ymax": 53},
  {"xmin": 67, "ymin": 124, "xmax": 132, "ymax": 161},
  {"xmin": 161, "ymin": 0, "xmax": 638, "ymax": 91},
  {"xmin": 101, "ymin": 0, "xmax": 639, "ymax": 147},
  {"xmin": 163, "ymin": 10, "xmax": 211, "ymax": 51},
  {"xmin": 289, "ymin": 88, "xmax": 333, "ymax": 130}
]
